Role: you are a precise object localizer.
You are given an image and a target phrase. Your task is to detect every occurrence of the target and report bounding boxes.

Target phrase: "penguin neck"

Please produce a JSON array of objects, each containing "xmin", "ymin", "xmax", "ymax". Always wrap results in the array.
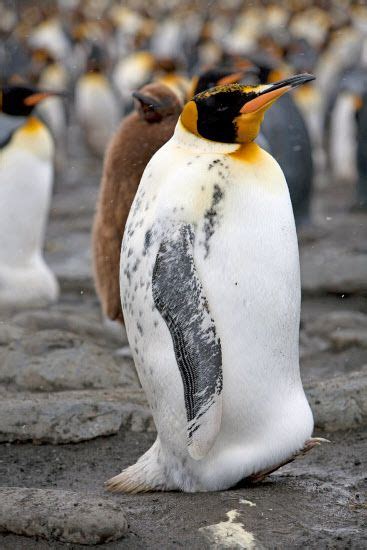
[{"xmin": 174, "ymin": 120, "xmax": 240, "ymax": 154}]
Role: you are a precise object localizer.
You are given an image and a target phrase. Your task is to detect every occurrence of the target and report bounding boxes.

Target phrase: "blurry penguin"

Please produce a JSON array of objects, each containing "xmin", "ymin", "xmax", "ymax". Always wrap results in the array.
[
  {"xmin": 28, "ymin": 17, "xmax": 71, "ymax": 62},
  {"xmin": 240, "ymin": 57, "xmax": 314, "ymax": 225},
  {"xmin": 356, "ymin": 92, "xmax": 367, "ymax": 208},
  {"xmin": 31, "ymin": 49, "xmax": 68, "ymax": 170},
  {"xmin": 92, "ymin": 68, "xmax": 245, "ymax": 324},
  {"xmin": 261, "ymin": 87, "xmax": 314, "ymax": 226},
  {"xmin": 326, "ymin": 68, "xmax": 367, "ymax": 184},
  {"xmin": 106, "ymin": 74, "xmax": 321, "ymax": 494},
  {"xmin": 112, "ymin": 51, "xmax": 156, "ymax": 114},
  {"xmin": 75, "ymin": 43, "xmax": 120, "ymax": 157},
  {"xmin": 0, "ymin": 85, "xmax": 59, "ymax": 309}
]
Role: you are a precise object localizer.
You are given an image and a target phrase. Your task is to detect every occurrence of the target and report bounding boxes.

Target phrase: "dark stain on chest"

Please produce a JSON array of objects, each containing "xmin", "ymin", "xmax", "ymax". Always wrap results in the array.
[{"xmin": 202, "ymin": 184, "xmax": 224, "ymax": 258}]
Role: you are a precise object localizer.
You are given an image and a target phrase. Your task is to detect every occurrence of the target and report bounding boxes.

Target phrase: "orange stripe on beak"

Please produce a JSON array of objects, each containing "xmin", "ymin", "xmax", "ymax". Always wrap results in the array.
[
  {"xmin": 240, "ymin": 85, "xmax": 291, "ymax": 114},
  {"xmin": 24, "ymin": 92, "xmax": 55, "ymax": 106}
]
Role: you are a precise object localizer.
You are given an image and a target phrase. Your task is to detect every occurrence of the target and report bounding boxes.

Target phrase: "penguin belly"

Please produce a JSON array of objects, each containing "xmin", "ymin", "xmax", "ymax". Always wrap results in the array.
[
  {"xmin": 329, "ymin": 92, "xmax": 358, "ymax": 183},
  {"xmin": 75, "ymin": 75, "xmax": 120, "ymax": 156},
  {"xmin": 120, "ymin": 125, "xmax": 313, "ymax": 492},
  {"xmin": 0, "ymin": 148, "xmax": 58, "ymax": 308}
]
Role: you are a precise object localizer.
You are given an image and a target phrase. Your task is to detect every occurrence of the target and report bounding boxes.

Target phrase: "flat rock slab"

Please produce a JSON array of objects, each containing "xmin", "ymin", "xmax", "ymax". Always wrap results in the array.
[
  {"xmin": 306, "ymin": 367, "xmax": 367, "ymax": 431},
  {"xmin": 0, "ymin": 388, "xmax": 154, "ymax": 443},
  {"xmin": 0, "ymin": 488, "xmax": 128, "ymax": 545},
  {"xmin": 0, "ymin": 369, "xmax": 366, "ymax": 444},
  {"xmin": 0, "ymin": 328, "xmax": 136, "ymax": 392},
  {"xmin": 301, "ymin": 246, "xmax": 367, "ymax": 295}
]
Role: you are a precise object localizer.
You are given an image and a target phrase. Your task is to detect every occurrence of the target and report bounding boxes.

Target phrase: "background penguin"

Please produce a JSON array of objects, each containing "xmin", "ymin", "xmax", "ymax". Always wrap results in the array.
[
  {"xmin": 325, "ymin": 68, "xmax": 367, "ymax": 185},
  {"xmin": 356, "ymin": 91, "xmax": 367, "ymax": 209},
  {"xmin": 75, "ymin": 43, "xmax": 120, "ymax": 157},
  {"xmin": 261, "ymin": 87, "xmax": 314, "ymax": 226},
  {"xmin": 106, "ymin": 74, "xmax": 321, "ymax": 494},
  {"xmin": 30, "ymin": 48, "xmax": 69, "ymax": 171},
  {"xmin": 92, "ymin": 82, "xmax": 183, "ymax": 324},
  {"xmin": 92, "ymin": 68, "xmax": 246, "ymax": 324},
  {"xmin": 240, "ymin": 57, "xmax": 315, "ymax": 226},
  {"xmin": 0, "ymin": 85, "xmax": 60, "ymax": 309},
  {"xmin": 112, "ymin": 51, "xmax": 156, "ymax": 113}
]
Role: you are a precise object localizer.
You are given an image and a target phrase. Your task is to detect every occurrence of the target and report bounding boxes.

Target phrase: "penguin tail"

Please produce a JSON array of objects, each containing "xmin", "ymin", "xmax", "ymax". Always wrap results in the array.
[{"xmin": 105, "ymin": 439, "xmax": 172, "ymax": 494}]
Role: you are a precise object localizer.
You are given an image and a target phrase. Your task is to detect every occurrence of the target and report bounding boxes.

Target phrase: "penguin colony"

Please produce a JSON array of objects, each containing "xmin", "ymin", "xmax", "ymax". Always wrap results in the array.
[{"xmin": 0, "ymin": 0, "xmax": 365, "ymax": 492}]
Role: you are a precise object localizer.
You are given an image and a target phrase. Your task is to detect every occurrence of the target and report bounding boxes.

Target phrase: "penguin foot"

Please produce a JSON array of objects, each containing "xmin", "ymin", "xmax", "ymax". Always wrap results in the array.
[
  {"xmin": 105, "ymin": 439, "xmax": 172, "ymax": 493},
  {"xmin": 247, "ymin": 437, "xmax": 330, "ymax": 484}
]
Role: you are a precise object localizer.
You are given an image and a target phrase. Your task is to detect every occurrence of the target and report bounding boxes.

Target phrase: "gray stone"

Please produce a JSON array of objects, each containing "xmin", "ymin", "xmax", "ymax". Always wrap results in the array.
[
  {"xmin": 306, "ymin": 310, "xmax": 367, "ymax": 338},
  {"xmin": 299, "ymin": 331, "xmax": 329, "ymax": 359},
  {"xmin": 304, "ymin": 310, "xmax": 367, "ymax": 352},
  {"xmin": 300, "ymin": 246, "xmax": 367, "ymax": 295},
  {"xmin": 0, "ymin": 367, "xmax": 366, "ymax": 444},
  {"xmin": 0, "ymin": 388, "xmax": 154, "ymax": 443},
  {"xmin": 9, "ymin": 296, "xmax": 128, "ymax": 348},
  {"xmin": 0, "ymin": 323, "xmax": 24, "ymax": 345},
  {"xmin": 46, "ymin": 230, "xmax": 93, "ymax": 293},
  {"xmin": 330, "ymin": 328, "xmax": 367, "ymax": 351},
  {"xmin": 0, "ymin": 488, "xmax": 128, "ymax": 545},
  {"xmin": 306, "ymin": 368, "xmax": 367, "ymax": 431},
  {"xmin": 0, "ymin": 329, "xmax": 137, "ymax": 392},
  {"xmin": 11, "ymin": 309, "xmax": 125, "ymax": 346}
]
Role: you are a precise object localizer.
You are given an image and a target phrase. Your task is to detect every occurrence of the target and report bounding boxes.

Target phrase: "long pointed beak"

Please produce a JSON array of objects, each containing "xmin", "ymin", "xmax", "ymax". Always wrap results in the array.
[
  {"xmin": 24, "ymin": 90, "xmax": 66, "ymax": 107},
  {"xmin": 240, "ymin": 73, "xmax": 315, "ymax": 114}
]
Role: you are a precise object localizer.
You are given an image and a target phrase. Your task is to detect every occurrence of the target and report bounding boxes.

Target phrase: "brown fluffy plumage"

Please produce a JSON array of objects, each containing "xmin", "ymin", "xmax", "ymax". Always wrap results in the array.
[{"xmin": 92, "ymin": 83, "xmax": 182, "ymax": 323}]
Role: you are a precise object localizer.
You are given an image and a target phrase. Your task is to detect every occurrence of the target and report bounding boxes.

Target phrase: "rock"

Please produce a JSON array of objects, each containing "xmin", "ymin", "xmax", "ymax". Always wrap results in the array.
[
  {"xmin": 304, "ymin": 311, "xmax": 367, "ymax": 352},
  {"xmin": 306, "ymin": 311, "xmax": 367, "ymax": 338},
  {"xmin": 0, "ymin": 388, "xmax": 154, "ymax": 443},
  {"xmin": 300, "ymin": 246, "xmax": 367, "ymax": 295},
  {"xmin": 0, "ymin": 488, "xmax": 128, "ymax": 545},
  {"xmin": 330, "ymin": 328, "xmax": 367, "ymax": 351},
  {"xmin": 0, "ymin": 329, "xmax": 137, "ymax": 392},
  {"xmin": 0, "ymin": 323, "xmax": 24, "ymax": 345},
  {"xmin": 299, "ymin": 331, "xmax": 329, "ymax": 359},
  {"xmin": 12, "ymin": 307, "xmax": 129, "ymax": 346},
  {"xmin": 11, "ymin": 308, "xmax": 126, "ymax": 346},
  {"xmin": 46, "ymin": 231, "xmax": 93, "ymax": 293},
  {"xmin": 306, "ymin": 368, "xmax": 367, "ymax": 431}
]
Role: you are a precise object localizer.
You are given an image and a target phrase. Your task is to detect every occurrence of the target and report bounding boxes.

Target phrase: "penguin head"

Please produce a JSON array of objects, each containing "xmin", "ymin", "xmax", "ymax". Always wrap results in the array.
[
  {"xmin": 132, "ymin": 82, "xmax": 182, "ymax": 123},
  {"xmin": 181, "ymin": 73, "xmax": 315, "ymax": 144},
  {"xmin": 0, "ymin": 85, "xmax": 62, "ymax": 117}
]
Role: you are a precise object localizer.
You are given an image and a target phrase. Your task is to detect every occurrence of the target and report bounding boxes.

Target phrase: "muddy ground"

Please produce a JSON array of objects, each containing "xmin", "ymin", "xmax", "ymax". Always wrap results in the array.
[
  {"xmin": 0, "ymin": 428, "xmax": 366, "ymax": 549},
  {"xmin": 0, "ymin": 125, "xmax": 366, "ymax": 548}
]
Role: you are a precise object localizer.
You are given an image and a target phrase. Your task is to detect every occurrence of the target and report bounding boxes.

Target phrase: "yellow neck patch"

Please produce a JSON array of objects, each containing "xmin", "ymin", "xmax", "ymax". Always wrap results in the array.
[
  {"xmin": 11, "ymin": 117, "xmax": 54, "ymax": 160},
  {"xmin": 22, "ymin": 116, "xmax": 45, "ymax": 134},
  {"xmin": 229, "ymin": 142, "xmax": 262, "ymax": 163}
]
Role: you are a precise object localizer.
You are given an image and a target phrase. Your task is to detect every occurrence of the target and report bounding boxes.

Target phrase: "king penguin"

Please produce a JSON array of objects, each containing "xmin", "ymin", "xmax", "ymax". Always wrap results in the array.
[
  {"xmin": 0, "ymin": 85, "xmax": 59, "ymax": 309},
  {"xmin": 106, "ymin": 74, "xmax": 322, "ymax": 494}
]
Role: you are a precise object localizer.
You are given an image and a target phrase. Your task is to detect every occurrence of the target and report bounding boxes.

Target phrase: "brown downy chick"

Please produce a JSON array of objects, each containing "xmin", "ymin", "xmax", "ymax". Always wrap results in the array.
[{"xmin": 92, "ymin": 82, "xmax": 182, "ymax": 323}]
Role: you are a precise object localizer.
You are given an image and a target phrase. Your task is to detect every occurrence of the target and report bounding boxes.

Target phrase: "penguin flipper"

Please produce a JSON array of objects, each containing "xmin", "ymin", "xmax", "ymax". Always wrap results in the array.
[{"xmin": 152, "ymin": 223, "xmax": 223, "ymax": 460}]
